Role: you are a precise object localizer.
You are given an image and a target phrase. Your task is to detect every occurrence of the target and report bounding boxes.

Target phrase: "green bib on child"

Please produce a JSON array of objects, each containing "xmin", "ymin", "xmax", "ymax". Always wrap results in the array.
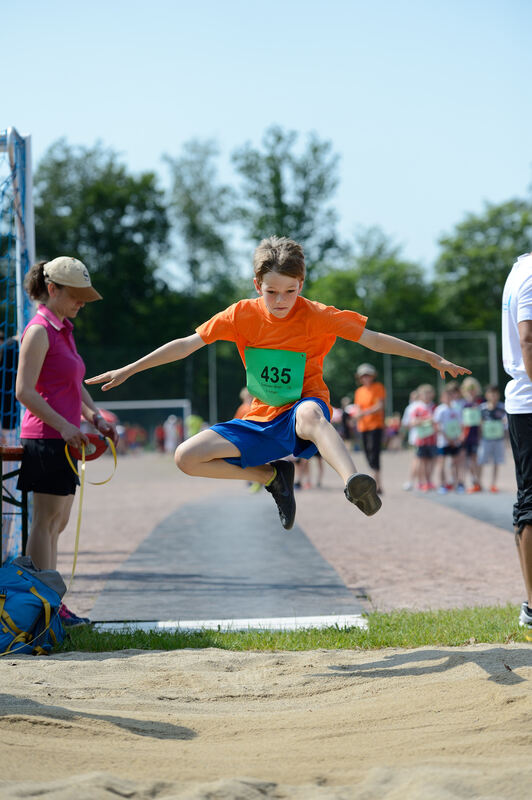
[
  {"xmin": 482, "ymin": 419, "xmax": 504, "ymax": 440},
  {"xmin": 245, "ymin": 347, "xmax": 306, "ymax": 407},
  {"xmin": 462, "ymin": 407, "xmax": 481, "ymax": 426},
  {"xmin": 443, "ymin": 420, "xmax": 462, "ymax": 440}
]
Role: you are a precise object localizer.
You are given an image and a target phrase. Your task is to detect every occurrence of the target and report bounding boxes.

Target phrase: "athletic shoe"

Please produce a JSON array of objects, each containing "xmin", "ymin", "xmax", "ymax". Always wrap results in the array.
[
  {"xmin": 344, "ymin": 473, "xmax": 382, "ymax": 517},
  {"xmin": 490, "ymin": 486, "xmax": 499, "ymax": 493},
  {"xmin": 467, "ymin": 484, "xmax": 482, "ymax": 494},
  {"xmin": 59, "ymin": 603, "xmax": 90, "ymax": 627},
  {"xmin": 437, "ymin": 486, "xmax": 448, "ymax": 494},
  {"xmin": 265, "ymin": 460, "xmax": 296, "ymax": 530},
  {"xmin": 248, "ymin": 481, "xmax": 262, "ymax": 494},
  {"xmin": 518, "ymin": 602, "xmax": 532, "ymax": 628},
  {"xmin": 402, "ymin": 481, "xmax": 414, "ymax": 491},
  {"xmin": 455, "ymin": 483, "xmax": 466, "ymax": 494}
]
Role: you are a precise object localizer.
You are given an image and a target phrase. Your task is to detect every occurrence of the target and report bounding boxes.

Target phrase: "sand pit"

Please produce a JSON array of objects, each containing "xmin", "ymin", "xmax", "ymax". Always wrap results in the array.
[{"xmin": 1, "ymin": 644, "xmax": 532, "ymax": 799}]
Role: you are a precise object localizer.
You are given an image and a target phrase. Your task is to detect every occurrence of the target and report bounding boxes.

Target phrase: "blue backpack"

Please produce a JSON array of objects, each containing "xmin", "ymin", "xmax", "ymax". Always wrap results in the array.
[{"xmin": 0, "ymin": 557, "xmax": 66, "ymax": 656}]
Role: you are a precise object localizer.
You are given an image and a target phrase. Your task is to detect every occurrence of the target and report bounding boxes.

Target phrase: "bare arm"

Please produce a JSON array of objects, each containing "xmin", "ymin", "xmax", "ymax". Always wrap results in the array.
[
  {"xmin": 85, "ymin": 333, "xmax": 207, "ymax": 391},
  {"xmin": 81, "ymin": 385, "xmax": 119, "ymax": 445},
  {"xmin": 16, "ymin": 326, "xmax": 88, "ymax": 449},
  {"xmin": 358, "ymin": 328, "xmax": 471, "ymax": 379},
  {"xmin": 519, "ymin": 320, "xmax": 532, "ymax": 382}
]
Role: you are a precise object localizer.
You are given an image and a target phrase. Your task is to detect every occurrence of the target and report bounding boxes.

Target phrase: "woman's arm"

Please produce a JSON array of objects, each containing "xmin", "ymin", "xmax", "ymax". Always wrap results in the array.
[
  {"xmin": 15, "ymin": 326, "xmax": 88, "ymax": 449},
  {"xmin": 85, "ymin": 333, "xmax": 207, "ymax": 391},
  {"xmin": 81, "ymin": 385, "xmax": 119, "ymax": 445},
  {"xmin": 359, "ymin": 328, "xmax": 471, "ymax": 379}
]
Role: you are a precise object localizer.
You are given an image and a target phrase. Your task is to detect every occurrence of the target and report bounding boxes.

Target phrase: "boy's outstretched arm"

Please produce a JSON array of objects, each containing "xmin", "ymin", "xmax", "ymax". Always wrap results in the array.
[
  {"xmin": 85, "ymin": 333, "xmax": 207, "ymax": 391},
  {"xmin": 359, "ymin": 328, "xmax": 471, "ymax": 379}
]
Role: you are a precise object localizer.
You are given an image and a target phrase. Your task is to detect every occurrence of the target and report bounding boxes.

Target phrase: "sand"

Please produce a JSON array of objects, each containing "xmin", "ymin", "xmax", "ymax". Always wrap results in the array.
[
  {"xmin": 1, "ymin": 644, "xmax": 532, "ymax": 799},
  {"xmin": 2, "ymin": 450, "xmax": 530, "ymax": 798}
]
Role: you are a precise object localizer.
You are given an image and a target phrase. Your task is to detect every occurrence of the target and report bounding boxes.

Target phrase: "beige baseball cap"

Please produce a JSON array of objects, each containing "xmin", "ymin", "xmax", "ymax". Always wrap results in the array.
[
  {"xmin": 356, "ymin": 363, "xmax": 377, "ymax": 377},
  {"xmin": 43, "ymin": 256, "xmax": 102, "ymax": 302}
]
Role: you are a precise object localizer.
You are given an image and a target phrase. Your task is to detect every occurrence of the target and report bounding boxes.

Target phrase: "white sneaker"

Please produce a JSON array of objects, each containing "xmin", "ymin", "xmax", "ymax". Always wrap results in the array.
[
  {"xmin": 518, "ymin": 602, "xmax": 532, "ymax": 628},
  {"xmin": 402, "ymin": 482, "xmax": 413, "ymax": 491}
]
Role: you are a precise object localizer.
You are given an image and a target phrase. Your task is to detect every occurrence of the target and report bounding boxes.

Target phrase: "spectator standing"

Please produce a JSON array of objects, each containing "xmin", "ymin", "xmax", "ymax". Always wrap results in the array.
[
  {"xmin": 502, "ymin": 251, "xmax": 532, "ymax": 634},
  {"xmin": 461, "ymin": 376, "xmax": 483, "ymax": 493},
  {"xmin": 354, "ymin": 363, "xmax": 386, "ymax": 494},
  {"xmin": 409, "ymin": 384, "xmax": 437, "ymax": 491},
  {"xmin": 401, "ymin": 388, "xmax": 420, "ymax": 491},
  {"xmin": 433, "ymin": 385, "xmax": 463, "ymax": 493},
  {"xmin": 478, "ymin": 385, "xmax": 506, "ymax": 493}
]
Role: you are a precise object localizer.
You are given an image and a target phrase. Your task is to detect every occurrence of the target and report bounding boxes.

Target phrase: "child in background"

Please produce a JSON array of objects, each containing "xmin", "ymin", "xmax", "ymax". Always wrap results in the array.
[
  {"xmin": 433, "ymin": 385, "xmax": 463, "ymax": 493},
  {"xmin": 401, "ymin": 388, "xmax": 420, "ymax": 491},
  {"xmin": 410, "ymin": 384, "xmax": 437, "ymax": 491},
  {"xmin": 478, "ymin": 385, "xmax": 507, "ymax": 493},
  {"xmin": 461, "ymin": 376, "xmax": 484, "ymax": 493}
]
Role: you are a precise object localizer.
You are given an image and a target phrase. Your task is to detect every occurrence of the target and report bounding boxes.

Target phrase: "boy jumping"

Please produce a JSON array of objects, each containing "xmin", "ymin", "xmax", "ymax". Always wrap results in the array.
[{"xmin": 87, "ymin": 236, "xmax": 470, "ymax": 530}]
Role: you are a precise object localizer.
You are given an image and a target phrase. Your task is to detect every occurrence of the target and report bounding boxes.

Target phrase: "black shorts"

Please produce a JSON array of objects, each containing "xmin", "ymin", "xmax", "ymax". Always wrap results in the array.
[
  {"xmin": 17, "ymin": 439, "xmax": 80, "ymax": 496},
  {"xmin": 508, "ymin": 414, "xmax": 532, "ymax": 531}
]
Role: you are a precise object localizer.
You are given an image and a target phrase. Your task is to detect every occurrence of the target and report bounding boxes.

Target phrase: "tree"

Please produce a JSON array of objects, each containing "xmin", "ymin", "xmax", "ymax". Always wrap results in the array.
[
  {"xmin": 232, "ymin": 126, "xmax": 344, "ymax": 281},
  {"xmin": 306, "ymin": 228, "xmax": 440, "ymax": 406},
  {"xmin": 34, "ymin": 139, "xmax": 170, "ymax": 349},
  {"xmin": 164, "ymin": 139, "xmax": 237, "ymax": 293},
  {"xmin": 434, "ymin": 198, "xmax": 532, "ymax": 332}
]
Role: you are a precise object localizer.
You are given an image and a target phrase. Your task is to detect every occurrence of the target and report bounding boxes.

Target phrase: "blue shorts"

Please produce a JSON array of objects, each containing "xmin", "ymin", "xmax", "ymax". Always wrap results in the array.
[{"xmin": 212, "ymin": 397, "xmax": 330, "ymax": 469}]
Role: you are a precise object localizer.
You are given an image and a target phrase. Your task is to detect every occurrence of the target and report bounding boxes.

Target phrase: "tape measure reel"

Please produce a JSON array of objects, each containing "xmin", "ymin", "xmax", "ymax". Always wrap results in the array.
[{"xmin": 67, "ymin": 433, "xmax": 109, "ymax": 462}]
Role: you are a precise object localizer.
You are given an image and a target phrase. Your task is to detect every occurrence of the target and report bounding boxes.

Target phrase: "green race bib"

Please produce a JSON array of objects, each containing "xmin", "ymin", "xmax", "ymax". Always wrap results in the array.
[
  {"xmin": 462, "ymin": 407, "xmax": 481, "ymax": 426},
  {"xmin": 245, "ymin": 347, "xmax": 306, "ymax": 407},
  {"xmin": 443, "ymin": 420, "xmax": 462, "ymax": 440},
  {"xmin": 482, "ymin": 419, "xmax": 504, "ymax": 440},
  {"xmin": 415, "ymin": 421, "xmax": 434, "ymax": 439}
]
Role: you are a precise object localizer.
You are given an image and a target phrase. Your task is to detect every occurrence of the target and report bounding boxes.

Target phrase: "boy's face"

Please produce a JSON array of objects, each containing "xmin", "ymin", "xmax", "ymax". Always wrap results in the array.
[{"xmin": 254, "ymin": 272, "xmax": 303, "ymax": 318}]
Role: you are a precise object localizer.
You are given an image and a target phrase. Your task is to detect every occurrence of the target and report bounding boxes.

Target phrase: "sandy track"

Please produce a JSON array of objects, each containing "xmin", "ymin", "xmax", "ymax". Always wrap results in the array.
[{"xmin": 1, "ymin": 645, "xmax": 532, "ymax": 799}]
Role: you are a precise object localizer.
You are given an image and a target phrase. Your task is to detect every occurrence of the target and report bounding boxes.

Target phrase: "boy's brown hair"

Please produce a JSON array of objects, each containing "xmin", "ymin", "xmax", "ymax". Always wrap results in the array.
[{"xmin": 253, "ymin": 236, "xmax": 305, "ymax": 285}]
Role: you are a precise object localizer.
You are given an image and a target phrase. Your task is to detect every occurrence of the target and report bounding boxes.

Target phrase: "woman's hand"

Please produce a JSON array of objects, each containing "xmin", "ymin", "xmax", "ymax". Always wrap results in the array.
[
  {"xmin": 60, "ymin": 423, "xmax": 89, "ymax": 451},
  {"xmin": 85, "ymin": 366, "xmax": 130, "ymax": 391},
  {"xmin": 94, "ymin": 415, "xmax": 119, "ymax": 446}
]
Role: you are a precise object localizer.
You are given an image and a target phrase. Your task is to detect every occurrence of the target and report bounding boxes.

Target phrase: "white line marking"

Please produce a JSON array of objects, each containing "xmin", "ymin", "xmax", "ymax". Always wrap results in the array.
[{"xmin": 94, "ymin": 614, "xmax": 368, "ymax": 633}]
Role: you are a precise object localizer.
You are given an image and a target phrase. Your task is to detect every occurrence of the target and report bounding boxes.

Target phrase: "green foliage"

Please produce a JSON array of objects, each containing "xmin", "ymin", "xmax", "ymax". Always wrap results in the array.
[
  {"xmin": 306, "ymin": 228, "xmax": 440, "ymax": 404},
  {"xmin": 34, "ymin": 139, "xmax": 170, "ymax": 349},
  {"xmin": 60, "ymin": 604, "xmax": 525, "ymax": 653},
  {"xmin": 434, "ymin": 198, "xmax": 532, "ymax": 332},
  {"xmin": 164, "ymin": 140, "xmax": 237, "ymax": 291},
  {"xmin": 232, "ymin": 125, "xmax": 344, "ymax": 280}
]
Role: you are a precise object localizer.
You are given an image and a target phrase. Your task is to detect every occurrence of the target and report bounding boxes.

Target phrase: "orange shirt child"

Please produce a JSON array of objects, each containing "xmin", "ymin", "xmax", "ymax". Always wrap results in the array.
[
  {"xmin": 354, "ymin": 382, "xmax": 386, "ymax": 432},
  {"xmin": 196, "ymin": 295, "xmax": 367, "ymax": 422}
]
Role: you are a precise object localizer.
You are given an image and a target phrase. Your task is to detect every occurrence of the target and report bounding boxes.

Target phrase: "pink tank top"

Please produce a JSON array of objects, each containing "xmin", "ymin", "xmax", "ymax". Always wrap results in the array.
[{"xmin": 20, "ymin": 306, "xmax": 86, "ymax": 439}]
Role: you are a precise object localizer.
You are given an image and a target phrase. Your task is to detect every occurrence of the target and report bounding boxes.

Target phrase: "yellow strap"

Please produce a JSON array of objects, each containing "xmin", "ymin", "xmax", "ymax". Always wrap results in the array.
[
  {"xmin": 64, "ymin": 437, "xmax": 117, "ymax": 592},
  {"xmin": 64, "ymin": 437, "xmax": 117, "ymax": 485},
  {"xmin": 30, "ymin": 586, "xmax": 51, "ymax": 631}
]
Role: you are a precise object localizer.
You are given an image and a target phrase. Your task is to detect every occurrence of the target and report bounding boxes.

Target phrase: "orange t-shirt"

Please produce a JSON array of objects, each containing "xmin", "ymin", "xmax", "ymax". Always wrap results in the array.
[
  {"xmin": 354, "ymin": 381, "xmax": 386, "ymax": 432},
  {"xmin": 196, "ymin": 296, "xmax": 367, "ymax": 422}
]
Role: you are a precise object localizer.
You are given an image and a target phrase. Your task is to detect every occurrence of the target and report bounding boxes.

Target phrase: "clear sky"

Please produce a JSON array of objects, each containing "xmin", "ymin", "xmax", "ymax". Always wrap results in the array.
[{"xmin": 3, "ymin": 0, "xmax": 531, "ymax": 271}]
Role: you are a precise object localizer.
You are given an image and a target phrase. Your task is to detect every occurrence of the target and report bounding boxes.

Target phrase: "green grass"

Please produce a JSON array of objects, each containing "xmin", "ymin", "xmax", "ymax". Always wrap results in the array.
[{"xmin": 58, "ymin": 604, "xmax": 531, "ymax": 654}]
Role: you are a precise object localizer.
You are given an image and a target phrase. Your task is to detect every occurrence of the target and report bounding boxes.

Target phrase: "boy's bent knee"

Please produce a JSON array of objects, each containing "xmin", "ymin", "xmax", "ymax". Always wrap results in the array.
[
  {"xmin": 174, "ymin": 443, "xmax": 195, "ymax": 474},
  {"xmin": 295, "ymin": 401, "xmax": 327, "ymax": 437}
]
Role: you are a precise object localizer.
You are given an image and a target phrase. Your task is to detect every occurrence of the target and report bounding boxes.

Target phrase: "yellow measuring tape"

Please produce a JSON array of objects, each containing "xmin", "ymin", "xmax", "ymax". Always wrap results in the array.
[{"xmin": 64, "ymin": 437, "xmax": 117, "ymax": 589}]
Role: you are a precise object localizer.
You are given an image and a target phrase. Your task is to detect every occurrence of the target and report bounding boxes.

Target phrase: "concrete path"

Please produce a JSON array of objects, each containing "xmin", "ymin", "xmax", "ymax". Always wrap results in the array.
[
  {"xmin": 90, "ymin": 492, "xmax": 364, "ymax": 623},
  {"xmin": 56, "ymin": 448, "xmax": 525, "ymax": 619}
]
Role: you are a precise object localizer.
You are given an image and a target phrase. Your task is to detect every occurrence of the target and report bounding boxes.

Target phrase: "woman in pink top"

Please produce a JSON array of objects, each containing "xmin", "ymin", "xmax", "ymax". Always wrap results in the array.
[{"xmin": 15, "ymin": 257, "xmax": 117, "ymax": 626}]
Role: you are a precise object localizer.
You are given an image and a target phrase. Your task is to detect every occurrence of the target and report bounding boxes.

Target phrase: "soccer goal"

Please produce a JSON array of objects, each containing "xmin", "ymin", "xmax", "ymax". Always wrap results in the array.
[
  {"xmin": 1, "ymin": 127, "xmax": 35, "ymax": 562},
  {"xmin": 96, "ymin": 399, "xmax": 193, "ymax": 450}
]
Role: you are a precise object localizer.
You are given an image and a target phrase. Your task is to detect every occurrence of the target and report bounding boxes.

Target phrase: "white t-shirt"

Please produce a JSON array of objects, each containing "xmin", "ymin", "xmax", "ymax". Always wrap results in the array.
[
  {"xmin": 433, "ymin": 403, "xmax": 462, "ymax": 448},
  {"xmin": 502, "ymin": 252, "xmax": 532, "ymax": 413}
]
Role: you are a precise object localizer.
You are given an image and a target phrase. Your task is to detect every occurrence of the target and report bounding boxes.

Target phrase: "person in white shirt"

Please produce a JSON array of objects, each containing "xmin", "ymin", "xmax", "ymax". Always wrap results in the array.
[
  {"xmin": 502, "ymin": 251, "xmax": 532, "ymax": 634},
  {"xmin": 433, "ymin": 386, "xmax": 463, "ymax": 493}
]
